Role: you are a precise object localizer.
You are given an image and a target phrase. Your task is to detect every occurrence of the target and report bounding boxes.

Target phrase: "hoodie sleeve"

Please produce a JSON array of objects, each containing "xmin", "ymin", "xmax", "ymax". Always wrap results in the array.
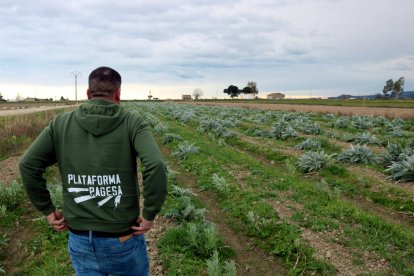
[
  {"xmin": 129, "ymin": 114, "xmax": 167, "ymax": 221},
  {"xmin": 19, "ymin": 123, "xmax": 57, "ymax": 216}
]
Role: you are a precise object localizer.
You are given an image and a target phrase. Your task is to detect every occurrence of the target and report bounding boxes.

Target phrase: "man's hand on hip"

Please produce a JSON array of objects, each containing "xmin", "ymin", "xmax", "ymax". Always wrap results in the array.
[
  {"xmin": 131, "ymin": 216, "xmax": 154, "ymax": 235},
  {"xmin": 47, "ymin": 209, "xmax": 68, "ymax": 232}
]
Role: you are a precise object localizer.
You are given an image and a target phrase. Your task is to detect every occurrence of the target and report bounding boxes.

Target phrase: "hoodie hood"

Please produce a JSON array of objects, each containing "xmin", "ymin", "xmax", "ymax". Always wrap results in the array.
[{"xmin": 74, "ymin": 99, "xmax": 127, "ymax": 136}]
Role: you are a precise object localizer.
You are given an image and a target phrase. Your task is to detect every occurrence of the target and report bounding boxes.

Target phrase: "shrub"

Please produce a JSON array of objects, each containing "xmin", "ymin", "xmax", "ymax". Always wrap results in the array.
[
  {"xmin": 385, "ymin": 155, "xmax": 414, "ymax": 182},
  {"xmin": 337, "ymin": 145, "xmax": 378, "ymax": 164},
  {"xmin": 296, "ymin": 151, "xmax": 333, "ymax": 173}
]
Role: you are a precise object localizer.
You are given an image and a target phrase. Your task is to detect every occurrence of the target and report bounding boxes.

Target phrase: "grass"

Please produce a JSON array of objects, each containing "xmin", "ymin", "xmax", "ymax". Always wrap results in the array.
[{"xmin": 0, "ymin": 108, "xmax": 74, "ymax": 161}]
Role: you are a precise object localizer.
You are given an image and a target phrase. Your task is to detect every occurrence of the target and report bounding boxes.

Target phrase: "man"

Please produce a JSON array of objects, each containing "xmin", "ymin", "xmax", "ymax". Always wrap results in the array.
[{"xmin": 19, "ymin": 66, "xmax": 167, "ymax": 275}]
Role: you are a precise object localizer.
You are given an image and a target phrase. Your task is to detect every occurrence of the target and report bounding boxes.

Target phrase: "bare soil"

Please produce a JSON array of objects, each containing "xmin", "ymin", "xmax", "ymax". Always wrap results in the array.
[
  {"xmin": 180, "ymin": 101, "xmax": 414, "ymax": 119},
  {"xmin": 0, "ymin": 156, "xmax": 20, "ymax": 185}
]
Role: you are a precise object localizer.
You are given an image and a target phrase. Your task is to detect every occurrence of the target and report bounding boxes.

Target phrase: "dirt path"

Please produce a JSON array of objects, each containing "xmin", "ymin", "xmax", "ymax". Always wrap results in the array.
[
  {"xmin": 179, "ymin": 101, "xmax": 414, "ymax": 119},
  {"xmin": 0, "ymin": 105, "xmax": 78, "ymax": 117}
]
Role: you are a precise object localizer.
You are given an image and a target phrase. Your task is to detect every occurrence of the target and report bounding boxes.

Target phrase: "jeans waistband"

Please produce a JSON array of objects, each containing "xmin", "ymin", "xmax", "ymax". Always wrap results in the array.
[{"xmin": 69, "ymin": 227, "xmax": 134, "ymax": 238}]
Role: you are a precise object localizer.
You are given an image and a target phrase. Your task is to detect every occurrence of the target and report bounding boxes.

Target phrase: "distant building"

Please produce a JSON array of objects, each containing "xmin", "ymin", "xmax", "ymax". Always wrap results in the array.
[
  {"xmin": 267, "ymin": 92, "xmax": 285, "ymax": 100},
  {"xmin": 23, "ymin": 97, "xmax": 37, "ymax": 102},
  {"xmin": 182, "ymin": 95, "xmax": 192, "ymax": 100}
]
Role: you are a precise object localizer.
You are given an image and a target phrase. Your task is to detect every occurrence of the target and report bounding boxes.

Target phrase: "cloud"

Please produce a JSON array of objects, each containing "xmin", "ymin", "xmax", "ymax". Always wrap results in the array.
[{"xmin": 0, "ymin": 0, "xmax": 414, "ymax": 99}]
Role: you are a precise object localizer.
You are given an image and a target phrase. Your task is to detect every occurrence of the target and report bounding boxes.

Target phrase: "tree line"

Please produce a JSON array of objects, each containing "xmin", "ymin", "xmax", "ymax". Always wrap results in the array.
[{"xmin": 223, "ymin": 81, "xmax": 258, "ymax": 98}]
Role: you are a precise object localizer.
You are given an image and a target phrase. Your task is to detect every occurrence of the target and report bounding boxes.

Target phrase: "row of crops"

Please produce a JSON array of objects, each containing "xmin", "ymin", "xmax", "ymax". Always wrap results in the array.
[
  {"xmin": 135, "ymin": 102, "xmax": 414, "ymax": 182},
  {"xmin": 125, "ymin": 102, "xmax": 414, "ymax": 275}
]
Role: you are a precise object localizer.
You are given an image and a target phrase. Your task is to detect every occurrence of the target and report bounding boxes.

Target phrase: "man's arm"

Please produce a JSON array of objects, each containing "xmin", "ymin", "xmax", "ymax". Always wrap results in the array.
[
  {"xmin": 19, "ymin": 124, "xmax": 58, "ymax": 216},
  {"xmin": 130, "ymin": 116, "xmax": 168, "ymax": 224}
]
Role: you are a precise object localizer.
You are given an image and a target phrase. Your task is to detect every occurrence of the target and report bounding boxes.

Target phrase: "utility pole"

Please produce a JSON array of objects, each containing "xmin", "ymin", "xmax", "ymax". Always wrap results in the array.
[{"xmin": 71, "ymin": 71, "xmax": 81, "ymax": 102}]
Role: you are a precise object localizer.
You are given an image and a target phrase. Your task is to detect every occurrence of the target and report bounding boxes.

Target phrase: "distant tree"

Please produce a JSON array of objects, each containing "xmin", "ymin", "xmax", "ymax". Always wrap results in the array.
[
  {"xmin": 60, "ymin": 96, "xmax": 67, "ymax": 101},
  {"xmin": 383, "ymin": 77, "xmax": 405, "ymax": 98},
  {"xmin": 392, "ymin": 77, "xmax": 405, "ymax": 98},
  {"xmin": 223, "ymin": 85, "xmax": 240, "ymax": 98},
  {"xmin": 148, "ymin": 90, "xmax": 153, "ymax": 100},
  {"xmin": 0, "ymin": 92, "xmax": 5, "ymax": 102},
  {"xmin": 247, "ymin": 81, "xmax": 258, "ymax": 97},
  {"xmin": 15, "ymin": 92, "xmax": 23, "ymax": 101},
  {"xmin": 192, "ymin": 88, "xmax": 203, "ymax": 100},
  {"xmin": 383, "ymin": 79, "xmax": 394, "ymax": 97},
  {"xmin": 242, "ymin": 86, "xmax": 252, "ymax": 95}
]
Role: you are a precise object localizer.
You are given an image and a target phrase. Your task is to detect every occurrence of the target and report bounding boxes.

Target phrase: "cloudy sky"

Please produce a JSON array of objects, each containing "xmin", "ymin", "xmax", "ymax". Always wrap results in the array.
[{"xmin": 1, "ymin": 0, "xmax": 413, "ymax": 100}]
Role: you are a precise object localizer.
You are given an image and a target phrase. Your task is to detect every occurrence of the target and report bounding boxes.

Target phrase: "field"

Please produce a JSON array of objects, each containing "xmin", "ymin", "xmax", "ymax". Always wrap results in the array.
[{"xmin": 1, "ymin": 101, "xmax": 414, "ymax": 275}]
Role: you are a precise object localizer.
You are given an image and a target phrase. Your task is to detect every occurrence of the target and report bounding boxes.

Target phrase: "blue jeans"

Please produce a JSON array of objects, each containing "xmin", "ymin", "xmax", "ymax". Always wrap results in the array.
[{"xmin": 68, "ymin": 231, "xmax": 149, "ymax": 276}]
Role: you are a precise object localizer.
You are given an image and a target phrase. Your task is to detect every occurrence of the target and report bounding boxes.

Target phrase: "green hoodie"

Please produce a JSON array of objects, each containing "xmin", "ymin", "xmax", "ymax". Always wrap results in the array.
[{"xmin": 19, "ymin": 99, "xmax": 167, "ymax": 233}]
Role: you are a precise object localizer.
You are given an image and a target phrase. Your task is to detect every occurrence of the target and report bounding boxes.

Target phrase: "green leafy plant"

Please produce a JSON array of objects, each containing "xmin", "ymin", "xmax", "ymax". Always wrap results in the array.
[
  {"xmin": 163, "ymin": 133, "xmax": 183, "ymax": 144},
  {"xmin": 296, "ymin": 151, "xmax": 333, "ymax": 173},
  {"xmin": 211, "ymin": 173, "xmax": 229, "ymax": 193},
  {"xmin": 337, "ymin": 145, "xmax": 378, "ymax": 164},
  {"xmin": 270, "ymin": 121, "xmax": 297, "ymax": 140},
  {"xmin": 0, "ymin": 180, "xmax": 24, "ymax": 210},
  {"xmin": 331, "ymin": 117, "xmax": 349, "ymax": 128},
  {"xmin": 246, "ymin": 210, "xmax": 272, "ymax": 230},
  {"xmin": 299, "ymin": 122, "xmax": 322, "ymax": 135},
  {"xmin": 352, "ymin": 116, "xmax": 373, "ymax": 130},
  {"xmin": 385, "ymin": 155, "xmax": 414, "ymax": 182},
  {"xmin": 185, "ymin": 222, "xmax": 220, "ymax": 258},
  {"xmin": 206, "ymin": 251, "xmax": 237, "ymax": 276},
  {"xmin": 295, "ymin": 139, "xmax": 322, "ymax": 151},
  {"xmin": 352, "ymin": 132, "xmax": 382, "ymax": 146},
  {"xmin": 48, "ymin": 183, "xmax": 63, "ymax": 209},
  {"xmin": 154, "ymin": 123, "xmax": 169, "ymax": 134},
  {"xmin": 172, "ymin": 142, "xmax": 199, "ymax": 160}
]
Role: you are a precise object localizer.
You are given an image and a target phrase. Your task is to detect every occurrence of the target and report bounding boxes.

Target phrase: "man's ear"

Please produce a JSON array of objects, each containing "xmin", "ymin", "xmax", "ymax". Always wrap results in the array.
[
  {"xmin": 87, "ymin": 89, "xmax": 91, "ymax": 99},
  {"xmin": 115, "ymin": 88, "xmax": 121, "ymax": 103}
]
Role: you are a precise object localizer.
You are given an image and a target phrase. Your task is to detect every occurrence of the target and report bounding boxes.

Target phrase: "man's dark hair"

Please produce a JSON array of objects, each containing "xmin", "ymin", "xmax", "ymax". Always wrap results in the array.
[{"xmin": 88, "ymin": 67, "xmax": 122, "ymax": 97}]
